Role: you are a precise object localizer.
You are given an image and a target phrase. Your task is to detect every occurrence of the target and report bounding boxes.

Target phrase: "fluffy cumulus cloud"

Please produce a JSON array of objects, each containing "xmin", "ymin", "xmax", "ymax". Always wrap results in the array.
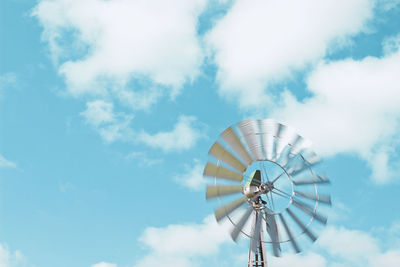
[
  {"xmin": 271, "ymin": 39, "xmax": 400, "ymax": 183},
  {"xmin": 33, "ymin": 0, "xmax": 206, "ymax": 106},
  {"xmin": 137, "ymin": 115, "xmax": 205, "ymax": 152},
  {"xmin": 94, "ymin": 216, "xmax": 400, "ymax": 267},
  {"xmin": 206, "ymin": 0, "xmax": 374, "ymax": 108},
  {"xmin": 33, "ymin": 0, "xmax": 209, "ymax": 152},
  {"xmin": 173, "ymin": 159, "xmax": 206, "ymax": 191},
  {"xmin": 133, "ymin": 215, "xmax": 232, "ymax": 267},
  {"xmin": 268, "ymin": 225, "xmax": 400, "ymax": 267},
  {"xmin": 269, "ymin": 252, "xmax": 327, "ymax": 267},
  {"xmin": 320, "ymin": 226, "xmax": 400, "ymax": 267}
]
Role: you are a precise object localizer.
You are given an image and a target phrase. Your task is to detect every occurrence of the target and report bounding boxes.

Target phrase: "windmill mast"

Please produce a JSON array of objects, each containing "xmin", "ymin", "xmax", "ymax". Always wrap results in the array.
[{"xmin": 248, "ymin": 210, "xmax": 267, "ymax": 267}]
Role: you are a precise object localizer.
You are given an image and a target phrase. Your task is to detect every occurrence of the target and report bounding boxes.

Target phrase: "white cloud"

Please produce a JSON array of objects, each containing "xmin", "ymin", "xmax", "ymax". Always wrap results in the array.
[
  {"xmin": 114, "ymin": 214, "xmax": 400, "ymax": 267},
  {"xmin": 206, "ymin": 0, "xmax": 374, "ymax": 108},
  {"xmin": 269, "ymin": 225, "xmax": 400, "ymax": 267},
  {"xmin": 371, "ymin": 250, "xmax": 400, "ymax": 267},
  {"xmin": 137, "ymin": 115, "xmax": 205, "ymax": 152},
  {"xmin": 383, "ymin": 33, "xmax": 400, "ymax": 55},
  {"xmin": 81, "ymin": 102, "xmax": 204, "ymax": 151},
  {"xmin": 271, "ymin": 42, "xmax": 400, "ymax": 183},
  {"xmin": 81, "ymin": 100, "xmax": 134, "ymax": 143},
  {"xmin": 134, "ymin": 215, "xmax": 232, "ymax": 267},
  {"xmin": 91, "ymin": 262, "xmax": 117, "ymax": 267},
  {"xmin": 0, "ymin": 243, "xmax": 25, "ymax": 267},
  {"xmin": 319, "ymin": 227, "xmax": 379, "ymax": 263},
  {"xmin": 125, "ymin": 151, "xmax": 163, "ymax": 167},
  {"xmin": 173, "ymin": 159, "xmax": 206, "ymax": 191},
  {"xmin": 33, "ymin": 0, "xmax": 206, "ymax": 108},
  {"xmin": 269, "ymin": 252, "xmax": 326, "ymax": 267},
  {"xmin": 0, "ymin": 73, "xmax": 17, "ymax": 94},
  {"xmin": 317, "ymin": 226, "xmax": 400, "ymax": 267},
  {"xmin": 0, "ymin": 154, "xmax": 17, "ymax": 169}
]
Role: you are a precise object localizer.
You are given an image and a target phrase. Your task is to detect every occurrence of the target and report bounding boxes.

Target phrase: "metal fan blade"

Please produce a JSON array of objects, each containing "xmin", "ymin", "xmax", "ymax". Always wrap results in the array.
[
  {"xmin": 286, "ymin": 208, "xmax": 317, "ymax": 242},
  {"xmin": 206, "ymin": 185, "xmax": 243, "ymax": 200},
  {"xmin": 278, "ymin": 144, "xmax": 292, "ymax": 167},
  {"xmin": 279, "ymin": 135, "xmax": 305, "ymax": 167},
  {"xmin": 215, "ymin": 196, "xmax": 248, "ymax": 222},
  {"xmin": 274, "ymin": 123, "xmax": 288, "ymax": 160},
  {"xmin": 289, "ymin": 134, "xmax": 305, "ymax": 156},
  {"xmin": 231, "ymin": 205, "xmax": 253, "ymax": 241},
  {"xmin": 279, "ymin": 213, "xmax": 301, "ymax": 253},
  {"xmin": 208, "ymin": 142, "xmax": 247, "ymax": 172},
  {"xmin": 251, "ymin": 211, "xmax": 263, "ymax": 252},
  {"xmin": 287, "ymin": 156, "xmax": 321, "ymax": 176},
  {"xmin": 292, "ymin": 199, "xmax": 328, "ymax": 224},
  {"xmin": 258, "ymin": 119, "xmax": 278, "ymax": 160},
  {"xmin": 294, "ymin": 191, "xmax": 332, "ymax": 205},
  {"xmin": 293, "ymin": 174, "xmax": 330, "ymax": 185},
  {"xmin": 220, "ymin": 126, "xmax": 253, "ymax": 166},
  {"xmin": 203, "ymin": 162, "xmax": 243, "ymax": 182},
  {"xmin": 265, "ymin": 209, "xmax": 281, "ymax": 257},
  {"xmin": 238, "ymin": 119, "xmax": 263, "ymax": 161}
]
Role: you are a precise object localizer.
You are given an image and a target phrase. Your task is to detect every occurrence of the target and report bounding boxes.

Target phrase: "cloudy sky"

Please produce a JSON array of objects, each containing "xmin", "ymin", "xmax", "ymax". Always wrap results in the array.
[{"xmin": 1, "ymin": 0, "xmax": 400, "ymax": 266}]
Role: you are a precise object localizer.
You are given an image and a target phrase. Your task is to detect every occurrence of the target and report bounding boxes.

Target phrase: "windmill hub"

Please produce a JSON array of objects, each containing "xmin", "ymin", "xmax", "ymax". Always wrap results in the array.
[{"xmin": 262, "ymin": 181, "xmax": 274, "ymax": 192}]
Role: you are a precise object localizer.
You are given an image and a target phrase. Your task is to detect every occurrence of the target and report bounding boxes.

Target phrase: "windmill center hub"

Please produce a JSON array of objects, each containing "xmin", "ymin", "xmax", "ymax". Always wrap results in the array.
[{"xmin": 243, "ymin": 160, "xmax": 294, "ymax": 214}]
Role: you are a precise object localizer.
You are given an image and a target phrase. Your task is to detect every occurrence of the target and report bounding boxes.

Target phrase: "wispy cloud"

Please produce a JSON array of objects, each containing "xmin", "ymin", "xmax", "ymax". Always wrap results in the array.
[
  {"xmin": 0, "ymin": 243, "xmax": 26, "ymax": 267},
  {"xmin": 81, "ymin": 100, "xmax": 134, "ymax": 143},
  {"xmin": 91, "ymin": 263, "xmax": 116, "ymax": 267},
  {"xmin": 173, "ymin": 159, "xmax": 205, "ymax": 191},
  {"xmin": 0, "ymin": 73, "xmax": 17, "ymax": 94},
  {"xmin": 125, "ymin": 151, "xmax": 163, "ymax": 167},
  {"xmin": 0, "ymin": 154, "xmax": 17, "ymax": 169},
  {"xmin": 81, "ymin": 101, "xmax": 205, "ymax": 152}
]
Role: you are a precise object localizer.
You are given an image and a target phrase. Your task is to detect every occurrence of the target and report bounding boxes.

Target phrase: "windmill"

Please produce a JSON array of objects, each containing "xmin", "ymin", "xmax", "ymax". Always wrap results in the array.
[{"xmin": 203, "ymin": 118, "xmax": 331, "ymax": 267}]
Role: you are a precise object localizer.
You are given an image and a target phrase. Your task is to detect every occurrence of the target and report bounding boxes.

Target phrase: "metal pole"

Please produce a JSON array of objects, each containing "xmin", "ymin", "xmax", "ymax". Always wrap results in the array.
[{"xmin": 248, "ymin": 210, "xmax": 268, "ymax": 267}]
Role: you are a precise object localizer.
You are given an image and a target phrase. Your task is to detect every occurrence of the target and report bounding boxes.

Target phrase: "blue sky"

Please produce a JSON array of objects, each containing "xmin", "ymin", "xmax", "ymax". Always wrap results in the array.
[{"xmin": 1, "ymin": 0, "xmax": 400, "ymax": 266}]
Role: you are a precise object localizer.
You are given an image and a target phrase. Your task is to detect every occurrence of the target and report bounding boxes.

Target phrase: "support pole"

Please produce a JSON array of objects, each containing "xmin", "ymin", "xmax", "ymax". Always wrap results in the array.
[{"xmin": 248, "ymin": 210, "xmax": 267, "ymax": 267}]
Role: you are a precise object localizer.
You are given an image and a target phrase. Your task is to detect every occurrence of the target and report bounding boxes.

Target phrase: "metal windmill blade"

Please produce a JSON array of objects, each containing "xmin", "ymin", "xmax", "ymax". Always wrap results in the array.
[{"xmin": 203, "ymin": 118, "xmax": 332, "ymax": 267}]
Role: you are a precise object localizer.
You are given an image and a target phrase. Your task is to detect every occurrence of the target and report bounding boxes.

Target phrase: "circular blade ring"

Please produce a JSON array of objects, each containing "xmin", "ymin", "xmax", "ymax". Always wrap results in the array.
[{"xmin": 203, "ymin": 118, "xmax": 331, "ymax": 253}]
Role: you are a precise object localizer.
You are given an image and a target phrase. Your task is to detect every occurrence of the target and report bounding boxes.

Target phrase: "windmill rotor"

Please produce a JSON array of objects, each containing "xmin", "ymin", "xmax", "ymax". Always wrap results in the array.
[{"xmin": 203, "ymin": 118, "xmax": 331, "ymax": 265}]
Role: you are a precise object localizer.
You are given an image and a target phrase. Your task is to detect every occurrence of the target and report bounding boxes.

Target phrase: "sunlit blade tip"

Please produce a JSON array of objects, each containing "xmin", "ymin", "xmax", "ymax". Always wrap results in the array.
[
  {"xmin": 208, "ymin": 142, "xmax": 247, "ymax": 172},
  {"xmin": 203, "ymin": 162, "xmax": 243, "ymax": 182},
  {"xmin": 238, "ymin": 119, "xmax": 263, "ymax": 161},
  {"xmin": 206, "ymin": 185, "xmax": 243, "ymax": 200},
  {"xmin": 220, "ymin": 126, "xmax": 253, "ymax": 165}
]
